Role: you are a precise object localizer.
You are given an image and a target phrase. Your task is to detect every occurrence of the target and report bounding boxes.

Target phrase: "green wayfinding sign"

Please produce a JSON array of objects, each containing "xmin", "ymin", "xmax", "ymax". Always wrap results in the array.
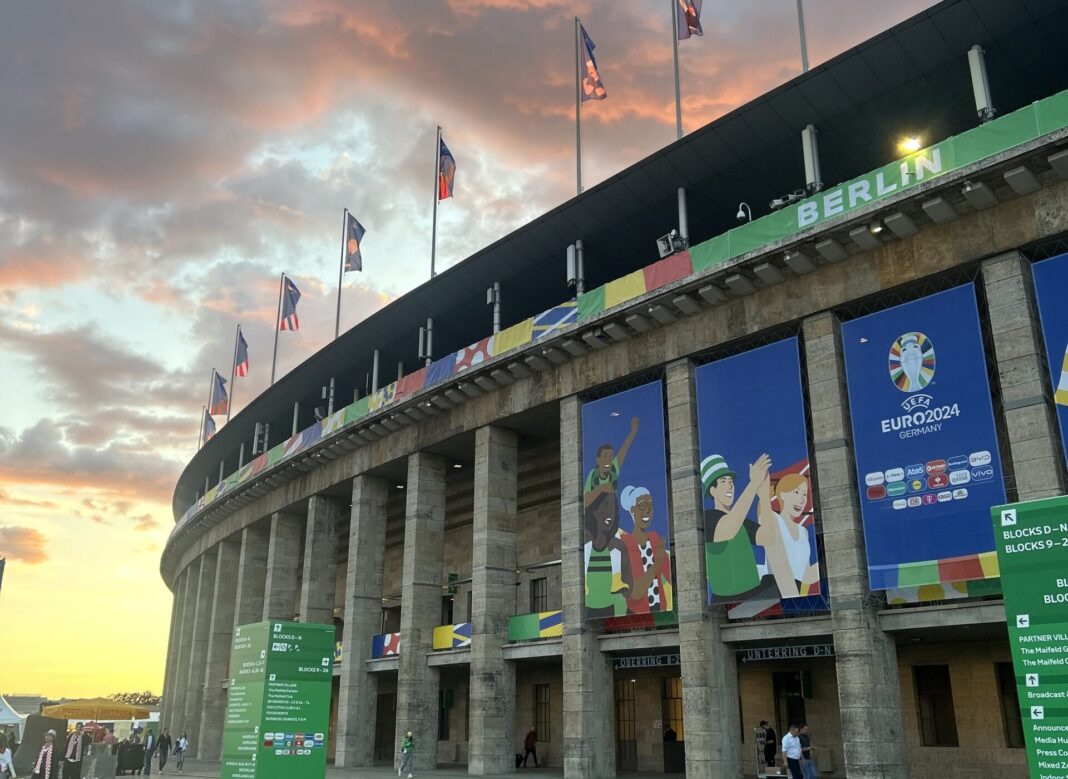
[
  {"xmin": 993, "ymin": 495, "xmax": 1068, "ymax": 778},
  {"xmin": 222, "ymin": 620, "xmax": 335, "ymax": 779}
]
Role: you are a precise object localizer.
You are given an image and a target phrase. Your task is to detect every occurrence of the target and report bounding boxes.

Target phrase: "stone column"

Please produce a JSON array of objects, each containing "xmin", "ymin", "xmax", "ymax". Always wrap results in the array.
[
  {"xmin": 234, "ymin": 523, "xmax": 269, "ymax": 628},
  {"xmin": 182, "ymin": 548, "xmax": 218, "ymax": 750},
  {"xmin": 469, "ymin": 426, "xmax": 518, "ymax": 775},
  {"xmin": 198, "ymin": 537, "xmax": 241, "ymax": 760},
  {"xmin": 169, "ymin": 563, "xmax": 198, "ymax": 734},
  {"xmin": 803, "ymin": 312, "xmax": 907, "ymax": 777},
  {"xmin": 559, "ymin": 396, "xmax": 615, "ymax": 779},
  {"xmin": 335, "ymin": 474, "xmax": 389, "ymax": 768},
  {"xmin": 982, "ymin": 251, "xmax": 1067, "ymax": 501},
  {"xmin": 299, "ymin": 495, "xmax": 343, "ymax": 625},
  {"xmin": 161, "ymin": 568, "xmax": 188, "ymax": 732},
  {"xmin": 665, "ymin": 359, "xmax": 742, "ymax": 778},
  {"xmin": 263, "ymin": 512, "xmax": 303, "ymax": 621},
  {"xmin": 396, "ymin": 452, "xmax": 445, "ymax": 772}
]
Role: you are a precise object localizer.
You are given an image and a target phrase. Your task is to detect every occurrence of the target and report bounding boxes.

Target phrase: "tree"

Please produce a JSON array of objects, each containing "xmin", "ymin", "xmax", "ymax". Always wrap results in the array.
[{"xmin": 108, "ymin": 691, "xmax": 161, "ymax": 706}]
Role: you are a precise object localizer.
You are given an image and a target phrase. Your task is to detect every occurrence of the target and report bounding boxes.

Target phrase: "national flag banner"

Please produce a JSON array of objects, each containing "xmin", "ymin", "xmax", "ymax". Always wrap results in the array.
[
  {"xmin": 579, "ymin": 23, "xmax": 607, "ymax": 102},
  {"xmin": 1056, "ymin": 344, "xmax": 1068, "ymax": 406},
  {"xmin": 344, "ymin": 212, "xmax": 366, "ymax": 272},
  {"xmin": 235, "ymin": 329, "xmax": 249, "ymax": 377},
  {"xmin": 209, "ymin": 371, "xmax": 229, "ymax": 415},
  {"xmin": 280, "ymin": 275, "xmax": 302, "ymax": 331},
  {"xmin": 438, "ymin": 138, "xmax": 456, "ymax": 200},
  {"xmin": 202, "ymin": 408, "xmax": 216, "ymax": 442},
  {"xmin": 676, "ymin": 0, "xmax": 703, "ymax": 40},
  {"xmin": 533, "ymin": 300, "xmax": 578, "ymax": 340}
]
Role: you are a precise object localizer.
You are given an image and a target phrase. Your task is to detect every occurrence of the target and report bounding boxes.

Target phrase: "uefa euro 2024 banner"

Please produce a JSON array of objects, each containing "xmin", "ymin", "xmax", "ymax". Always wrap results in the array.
[
  {"xmin": 694, "ymin": 337, "xmax": 825, "ymax": 619},
  {"xmin": 581, "ymin": 380, "xmax": 673, "ymax": 619},
  {"xmin": 842, "ymin": 283, "xmax": 1006, "ymax": 591},
  {"xmin": 1032, "ymin": 252, "xmax": 1068, "ymax": 469}
]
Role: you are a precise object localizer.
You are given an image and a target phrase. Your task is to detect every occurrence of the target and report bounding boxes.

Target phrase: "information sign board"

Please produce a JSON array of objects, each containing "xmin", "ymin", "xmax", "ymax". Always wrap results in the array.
[
  {"xmin": 221, "ymin": 621, "xmax": 335, "ymax": 779},
  {"xmin": 993, "ymin": 495, "xmax": 1068, "ymax": 779}
]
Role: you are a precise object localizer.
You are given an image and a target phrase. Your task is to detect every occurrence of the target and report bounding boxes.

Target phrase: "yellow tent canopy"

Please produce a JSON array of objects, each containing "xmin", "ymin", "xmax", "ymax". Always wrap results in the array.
[{"xmin": 42, "ymin": 698, "xmax": 150, "ymax": 721}]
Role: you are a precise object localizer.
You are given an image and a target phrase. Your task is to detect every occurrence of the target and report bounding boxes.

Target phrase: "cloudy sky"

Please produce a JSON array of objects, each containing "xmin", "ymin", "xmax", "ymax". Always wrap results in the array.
[{"xmin": 0, "ymin": 0, "xmax": 935, "ymax": 699}]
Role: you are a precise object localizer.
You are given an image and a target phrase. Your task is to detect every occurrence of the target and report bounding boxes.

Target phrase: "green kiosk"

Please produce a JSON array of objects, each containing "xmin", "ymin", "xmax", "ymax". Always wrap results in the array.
[{"xmin": 221, "ymin": 620, "xmax": 335, "ymax": 779}]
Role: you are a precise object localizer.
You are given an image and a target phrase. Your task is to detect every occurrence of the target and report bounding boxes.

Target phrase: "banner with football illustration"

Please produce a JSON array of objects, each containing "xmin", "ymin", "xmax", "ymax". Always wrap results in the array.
[
  {"xmin": 580, "ymin": 380, "xmax": 673, "ymax": 620},
  {"xmin": 695, "ymin": 337, "xmax": 825, "ymax": 619},
  {"xmin": 841, "ymin": 283, "xmax": 1006, "ymax": 591},
  {"xmin": 1032, "ymin": 252, "xmax": 1068, "ymax": 470}
]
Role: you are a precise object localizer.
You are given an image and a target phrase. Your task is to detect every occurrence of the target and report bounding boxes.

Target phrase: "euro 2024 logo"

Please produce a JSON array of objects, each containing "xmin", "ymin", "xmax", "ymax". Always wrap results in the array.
[{"xmin": 889, "ymin": 331, "xmax": 935, "ymax": 411}]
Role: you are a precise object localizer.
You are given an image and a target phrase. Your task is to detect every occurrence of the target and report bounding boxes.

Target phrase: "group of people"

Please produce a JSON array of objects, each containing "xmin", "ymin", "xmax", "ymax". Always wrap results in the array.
[
  {"xmin": 17, "ymin": 723, "xmax": 188, "ymax": 779},
  {"xmin": 758, "ymin": 720, "xmax": 818, "ymax": 779},
  {"xmin": 125, "ymin": 728, "xmax": 187, "ymax": 776}
]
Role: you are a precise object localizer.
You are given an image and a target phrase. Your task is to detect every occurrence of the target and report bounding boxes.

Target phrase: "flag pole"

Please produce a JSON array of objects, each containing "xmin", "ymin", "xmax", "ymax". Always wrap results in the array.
[
  {"xmin": 227, "ymin": 324, "xmax": 240, "ymax": 422},
  {"xmin": 671, "ymin": 0, "xmax": 683, "ymax": 140},
  {"xmin": 270, "ymin": 272, "xmax": 284, "ymax": 386},
  {"xmin": 574, "ymin": 17, "xmax": 583, "ymax": 195},
  {"xmin": 431, "ymin": 126, "xmax": 441, "ymax": 279},
  {"xmin": 335, "ymin": 209, "xmax": 347, "ymax": 339},
  {"xmin": 796, "ymin": 0, "xmax": 809, "ymax": 73}
]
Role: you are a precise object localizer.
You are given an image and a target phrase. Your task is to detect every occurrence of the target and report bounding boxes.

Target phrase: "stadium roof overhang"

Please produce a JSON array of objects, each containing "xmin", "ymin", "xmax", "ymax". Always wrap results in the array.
[{"xmin": 174, "ymin": 0, "xmax": 1068, "ymax": 519}]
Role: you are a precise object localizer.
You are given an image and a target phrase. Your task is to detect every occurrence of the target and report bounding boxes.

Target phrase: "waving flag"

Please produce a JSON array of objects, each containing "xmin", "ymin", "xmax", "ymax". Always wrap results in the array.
[
  {"xmin": 579, "ymin": 24, "xmax": 607, "ymax": 101},
  {"xmin": 438, "ymin": 137, "xmax": 456, "ymax": 200},
  {"xmin": 209, "ymin": 371, "xmax": 229, "ymax": 415},
  {"xmin": 280, "ymin": 276, "xmax": 301, "ymax": 331},
  {"xmin": 235, "ymin": 329, "xmax": 249, "ymax": 377},
  {"xmin": 676, "ymin": 0, "xmax": 703, "ymax": 39},
  {"xmin": 344, "ymin": 212, "xmax": 366, "ymax": 272},
  {"xmin": 202, "ymin": 408, "xmax": 216, "ymax": 443}
]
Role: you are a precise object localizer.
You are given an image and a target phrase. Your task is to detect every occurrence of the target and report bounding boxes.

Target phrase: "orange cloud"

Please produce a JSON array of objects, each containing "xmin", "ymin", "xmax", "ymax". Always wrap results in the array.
[{"xmin": 0, "ymin": 526, "xmax": 49, "ymax": 564}]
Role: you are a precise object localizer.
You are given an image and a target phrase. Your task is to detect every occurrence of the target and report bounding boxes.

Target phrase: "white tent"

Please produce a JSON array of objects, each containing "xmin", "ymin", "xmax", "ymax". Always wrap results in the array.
[{"xmin": 0, "ymin": 696, "xmax": 26, "ymax": 738}]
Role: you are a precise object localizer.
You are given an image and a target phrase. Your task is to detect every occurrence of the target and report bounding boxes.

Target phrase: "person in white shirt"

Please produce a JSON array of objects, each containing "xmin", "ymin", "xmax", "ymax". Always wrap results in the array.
[
  {"xmin": 0, "ymin": 733, "xmax": 16, "ymax": 779},
  {"xmin": 782, "ymin": 724, "xmax": 803, "ymax": 779}
]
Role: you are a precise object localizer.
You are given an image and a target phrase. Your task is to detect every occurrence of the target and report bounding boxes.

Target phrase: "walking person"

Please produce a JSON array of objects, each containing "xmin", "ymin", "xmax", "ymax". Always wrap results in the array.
[
  {"xmin": 174, "ymin": 734, "xmax": 188, "ymax": 775},
  {"xmin": 63, "ymin": 723, "xmax": 87, "ymax": 779},
  {"xmin": 157, "ymin": 730, "xmax": 172, "ymax": 774},
  {"xmin": 0, "ymin": 734, "xmax": 16, "ymax": 779},
  {"xmin": 761, "ymin": 721, "xmax": 777, "ymax": 768},
  {"xmin": 799, "ymin": 724, "xmax": 817, "ymax": 779},
  {"xmin": 140, "ymin": 729, "xmax": 156, "ymax": 776},
  {"xmin": 782, "ymin": 724, "xmax": 803, "ymax": 779},
  {"xmin": 521, "ymin": 727, "xmax": 539, "ymax": 768},
  {"xmin": 397, "ymin": 731, "xmax": 414, "ymax": 778},
  {"xmin": 31, "ymin": 730, "xmax": 57, "ymax": 779}
]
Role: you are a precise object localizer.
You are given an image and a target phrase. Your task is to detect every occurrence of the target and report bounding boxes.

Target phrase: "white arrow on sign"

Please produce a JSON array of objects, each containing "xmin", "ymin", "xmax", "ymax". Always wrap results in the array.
[
  {"xmin": 1027, "ymin": 674, "xmax": 1040, "ymax": 687},
  {"xmin": 1032, "ymin": 706, "xmax": 1045, "ymax": 720},
  {"xmin": 1017, "ymin": 614, "xmax": 1031, "ymax": 628}
]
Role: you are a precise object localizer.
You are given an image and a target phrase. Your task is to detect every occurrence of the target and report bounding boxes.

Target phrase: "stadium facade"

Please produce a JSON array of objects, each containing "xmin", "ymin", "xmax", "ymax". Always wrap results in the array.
[{"xmin": 160, "ymin": 1, "xmax": 1068, "ymax": 776}]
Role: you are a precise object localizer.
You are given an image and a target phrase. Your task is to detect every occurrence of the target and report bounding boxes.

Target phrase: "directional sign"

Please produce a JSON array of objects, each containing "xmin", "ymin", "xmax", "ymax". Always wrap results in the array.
[{"xmin": 992, "ymin": 495, "xmax": 1068, "ymax": 779}]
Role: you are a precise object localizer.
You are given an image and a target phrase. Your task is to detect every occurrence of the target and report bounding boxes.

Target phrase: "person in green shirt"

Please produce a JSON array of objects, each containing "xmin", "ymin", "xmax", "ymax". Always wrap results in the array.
[
  {"xmin": 584, "ymin": 416, "xmax": 639, "ymax": 509},
  {"xmin": 398, "ymin": 730, "xmax": 414, "ymax": 778},
  {"xmin": 701, "ymin": 452, "xmax": 770, "ymax": 598}
]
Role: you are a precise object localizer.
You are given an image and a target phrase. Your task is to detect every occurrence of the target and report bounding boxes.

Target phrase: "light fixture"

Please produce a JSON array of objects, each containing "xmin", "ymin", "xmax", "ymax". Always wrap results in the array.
[
  {"xmin": 452, "ymin": 463, "xmax": 463, "ymax": 469},
  {"xmin": 736, "ymin": 202, "xmax": 753, "ymax": 222},
  {"xmin": 395, "ymin": 484, "xmax": 405, "ymax": 490},
  {"xmin": 869, "ymin": 222, "xmax": 884, "ymax": 234},
  {"xmin": 609, "ymin": 412, "xmax": 620, "ymax": 417},
  {"xmin": 898, "ymin": 136, "xmax": 922, "ymax": 154}
]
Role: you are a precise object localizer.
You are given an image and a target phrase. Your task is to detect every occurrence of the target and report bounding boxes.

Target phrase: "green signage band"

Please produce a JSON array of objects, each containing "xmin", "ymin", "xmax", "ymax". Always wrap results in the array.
[
  {"xmin": 222, "ymin": 621, "xmax": 335, "ymax": 779},
  {"xmin": 993, "ymin": 495, "xmax": 1068, "ymax": 779}
]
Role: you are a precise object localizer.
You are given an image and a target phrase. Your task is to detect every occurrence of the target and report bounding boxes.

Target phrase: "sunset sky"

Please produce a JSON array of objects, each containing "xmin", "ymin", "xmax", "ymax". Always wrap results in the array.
[{"xmin": 0, "ymin": 0, "xmax": 936, "ymax": 700}]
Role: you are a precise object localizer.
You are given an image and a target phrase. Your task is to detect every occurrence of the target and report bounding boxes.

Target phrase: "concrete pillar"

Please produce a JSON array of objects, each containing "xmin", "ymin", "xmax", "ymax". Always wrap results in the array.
[
  {"xmin": 161, "ymin": 568, "xmax": 188, "ymax": 732},
  {"xmin": 263, "ymin": 512, "xmax": 303, "ymax": 621},
  {"xmin": 182, "ymin": 549, "xmax": 218, "ymax": 750},
  {"xmin": 335, "ymin": 475, "xmax": 389, "ymax": 767},
  {"xmin": 665, "ymin": 359, "xmax": 742, "ymax": 778},
  {"xmin": 982, "ymin": 251, "xmax": 1067, "ymax": 500},
  {"xmin": 234, "ymin": 523, "xmax": 269, "ymax": 628},
  {"xmin": 396, "ymin": 452, "xmax": 445, "ymax": 772},
  {"xmin": 469, "ymin": 426, "xmax": 518, "ymax": 775},
  {"xmin": 169, "ymin": 564, "xmax": 198, "ymax": 734},
  {"xmin": 803, "ymin": 312, "xmax": 907, "ymax": 778},
  {"xmin": 299, "ymin": 495, "xmax": 343, "ymax": 625},
  {"xmin": 559, "ymin": 396, "xmax": 615, "ymax": 779},
  {"xmin": 198, "ymin": 537, "xmax": 241, "ymax": 760}
]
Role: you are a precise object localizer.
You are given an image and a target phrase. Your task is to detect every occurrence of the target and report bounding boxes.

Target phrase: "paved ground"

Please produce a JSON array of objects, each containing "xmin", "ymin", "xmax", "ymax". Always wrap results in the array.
[{"xmin": 167, "ymin": 759, "xmax": 688, "ymax": 778}]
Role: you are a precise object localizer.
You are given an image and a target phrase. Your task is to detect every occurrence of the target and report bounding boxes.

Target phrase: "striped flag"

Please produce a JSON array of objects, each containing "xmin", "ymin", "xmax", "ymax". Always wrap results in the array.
[
  {"xmin": 209, "ymin": 371, "xmax": 229, "ymax": 415},
  {"xmin": 1056, "ymin": 344, "xmax": 1068, "ymax": 406},
  {"xmin": 235, "ymin": 328, "xmax": 249, "ymax": 377},
  {"xmin": 202, "ymin": 408, "xmax": 216, "ymax": 442},
  {"xmin": 579, "ymin": 23, "xmax": 606, "ymax": 101},
  {"xmin": 438, "ymin": 137, "xmax": 456, "ymax": 200},
  {"xmin": 676, "ymin": 0, "xmax": 703, "ymax": 39},
  {"xmin": 280, "ymin": 276, "xmax": 301, "ymax": 331}
]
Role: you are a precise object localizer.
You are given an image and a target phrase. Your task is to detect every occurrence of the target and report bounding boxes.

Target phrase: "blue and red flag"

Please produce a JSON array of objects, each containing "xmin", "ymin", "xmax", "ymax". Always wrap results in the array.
[
  {"xmin": 676, "ymin": 0, "xmax": 703, "ymax": 40},
  {"xmin": 280, "ymin": 275, "xmax": 301, "ymax": 331},
  {"xmin": 579, "ymin": 23, "xmax": 607, "ymax": 102},
  {"xmin": 438, "ymin": 138, "xmax": 456, "ymax": 200},
  {"xmin": 209, "ymin": 371, "xmax": 229, "ymax": 415},
  {"xmin": 235, "ymin": 328, "xmax": 249, "ymax": 377},
  {"xmin": 344, "ymin": 212, "xmax": 366, "ymax": 272},
  {"xmin": 202, "ymin": 408, "xmax": 217, "ymax": 443}
]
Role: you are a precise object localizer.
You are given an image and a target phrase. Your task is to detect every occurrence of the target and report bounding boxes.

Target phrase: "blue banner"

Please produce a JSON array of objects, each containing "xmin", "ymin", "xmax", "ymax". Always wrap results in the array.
[
  {"xmin": 694, "ymin": 337, "xmax": 825, "ymax": 618},
  {"xmin": 841, "ymin": 283, "xmax": 1005, "ymax": 590},
  {"xmin": 580, "ymin": 381, "xmax": 673, "ymax": 619},
  {"xmin": 1032, "ymin": 252, "xmax": 1068, "ymax": 469}
]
